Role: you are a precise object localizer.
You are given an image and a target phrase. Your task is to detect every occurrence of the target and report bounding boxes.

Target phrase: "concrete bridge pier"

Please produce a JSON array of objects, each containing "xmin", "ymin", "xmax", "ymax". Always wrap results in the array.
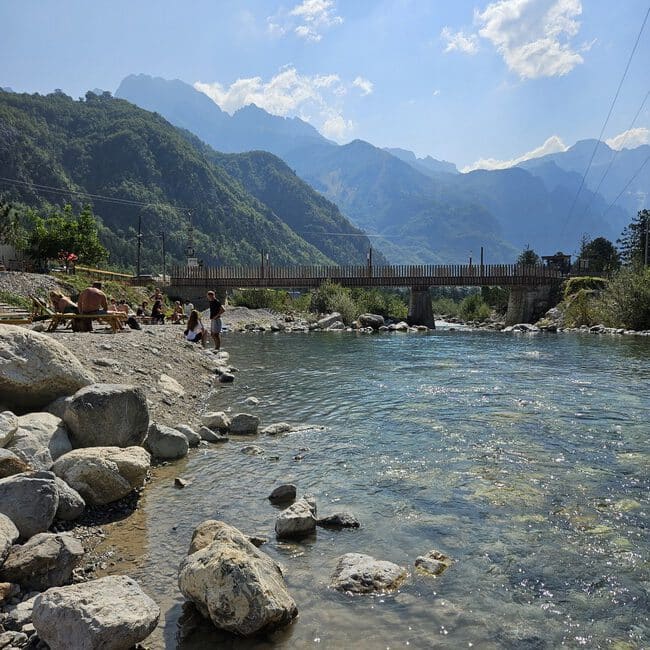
[
  {"xmin": 407, "ymin": 286, "xmax": 435, "ymax": 329},
  {"xmin": 505, "ymin": 285, "xmax": 552, "ymax": 325}
]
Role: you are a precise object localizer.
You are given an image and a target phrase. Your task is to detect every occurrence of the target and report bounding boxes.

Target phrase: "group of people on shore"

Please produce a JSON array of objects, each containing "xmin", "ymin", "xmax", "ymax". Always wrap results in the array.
[{"xmin": 48, "ymin": 283, "xmax": 225, "ymax": 348}]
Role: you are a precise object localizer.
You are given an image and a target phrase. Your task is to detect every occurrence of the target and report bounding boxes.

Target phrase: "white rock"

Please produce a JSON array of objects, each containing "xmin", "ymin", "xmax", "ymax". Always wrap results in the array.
[
  {"xmin": 144, "ymin": 423, "xmax": 189, "ymax": 460},
  {"xmin": 229, "ymin": 413, "xmax": 260, "ymax": 435},
  {"xmin": 8, "ymin": 413, "xmax": 71, "ymax": 470},
  {"xmin": 32, "ymin": 575, "xmax": 160, "ymax": 650},
  {"xmin": 0, "ymin": 411, "xmax": 17, "ymax": 448},
  {"xmin": 201, "ymin": 411, "xmax": 231, "ymax": 431},
  {"xmin": 330, "ymin": 553, "xmax": 408, "ymax": 594},
  {"xmin": 63, "ymin": 384, "xmax": 149, "ymax": 448},
  {"xmin": 158, "ymin": 373, "xmax": 185, "ymax": 396},
  {"xmin": 178, "ymin": 520, "xmax": 297, "ymax": 636},
  {"xmin": 51, "ymin": 447, "xmax": 150, "ymax": 506},
  {"xmin": 0, "ymin": 325, "xmax": 95, "ymax": 413},
  {"xmin": 316, "ymin": 312, "xmax": 342, "ymax": 329},
  {"xmin": 260, "ymin": 422, "xmax": 293, "ymax": 436},
  {"xmin": 54, "ymin": 477, "xmax": 85, "ymax": 521},
  {"xmin": 174, "ymin": 425, "xmax": 201, "ymax": 447},
  {"xmin": 0, "ymin": 513, "xmax": 19, "ymax": 565},
  {"xmin": 275, "ymin": 497, "xmax": 317, "ymax": 539},
  {"xmin": 0, "ymin": 471, "xmax": 59, "ymax": 539},
  {"xmin": 0, "ymin": 532, "xmax": 84, "ymax": 591}
]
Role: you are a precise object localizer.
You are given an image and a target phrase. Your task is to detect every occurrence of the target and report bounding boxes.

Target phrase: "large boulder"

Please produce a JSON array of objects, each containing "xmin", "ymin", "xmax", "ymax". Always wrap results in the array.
[
  {"xmin": 0, "ymin": 411, "xmax": 17, "ymax": 447},
  {"xmin": 330, "ymin": 553, "xmax": 408, "ymax": 594},
  {"xmin": 32, "ymin": 575, "xmax": 160, "ymax": 650},
  {"xmin": 201, "ymin": 412, "xmax": 231, "ymax": 431},
  {"xmin": 8, "ymin": 412, "xmax": 72, "ymax": 470},
  {"xmin": 275, "ymin": 497, "xmax": 317, "ymax": 539},
  {"xmin": 0, "ymin": 471, "xmax": 59, "ymax": 539},
  {"xmin": 0, "ymin": 448, "xmax": 31, "ymax": 479},
  {"xmin": 0, "ymin": 532, "xmax": 83, "ymax": 591},
  {"xmin": 174, "ymin": 424, "xmax": 201, "ymax": 447},
  {"xmin": 144, "ymin": 423, "xmax": 189, "ymax": 460},
  {"xmin": 63, "ymin": 384, "xmax": 149, "ymax": 448},
  {"xmin": 0, "ymin": 513, "xmax": 19, "ymax": 565},
  {"xmin": 358, "ymin": 313, "xmax": 385, "ymax": 329},
  {"xmin": 229, "ymin": 413, "xmax": 260, "ymax": 435},
  {"xmin": 315, "ymin": 312, "xmax": 342, "ymax": 329},
  {"xmin": 54, "ymin": 477, "xmax": 85, "ymax": 521},
  {"xmin": 51, "ymin": 447, "xmax": 150, "ymax": 506},
  {"xmin": 0, "ymin": 325, "xmax": 95, "ymax": 413},
  {"xmin": 178, "ymin": 520, "xmax": 297, "ymax": 636}
]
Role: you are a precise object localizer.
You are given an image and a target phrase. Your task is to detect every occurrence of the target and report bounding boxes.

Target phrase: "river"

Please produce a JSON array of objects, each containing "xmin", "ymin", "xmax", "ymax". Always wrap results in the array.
[{"xmin": 100, "ymin": 328, "xmax": 650, "ymax": 649}]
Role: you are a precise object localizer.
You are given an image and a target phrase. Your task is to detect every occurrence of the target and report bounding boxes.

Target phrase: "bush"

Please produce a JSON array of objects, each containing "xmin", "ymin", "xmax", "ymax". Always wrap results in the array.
[
  {"xmin": 563, "ymin": 289, "xmax": 601, "ymax": 327},
  {"xmin": 564, "ymin": 276, "xmax": 607, "ymax": 299},
  {"xmin": 459, "ymin": 293, "xmax": 491, "ymax": 322},
  {"xmin": 230, "ymin": 289, "xmax": 292, "ymax": 312},
  {"xmin": 431, "ymin": 297, "xmax": 460, "ymax": 318},
  {"xmin": 597, "ymin": 266, "xmax": 650, "ymax": 330}
]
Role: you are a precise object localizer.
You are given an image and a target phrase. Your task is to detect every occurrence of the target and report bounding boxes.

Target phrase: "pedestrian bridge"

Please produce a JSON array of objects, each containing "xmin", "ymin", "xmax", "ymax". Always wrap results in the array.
[{"xmin": 170, "ymin": 263, "xmax": 562, "ymax": 328}]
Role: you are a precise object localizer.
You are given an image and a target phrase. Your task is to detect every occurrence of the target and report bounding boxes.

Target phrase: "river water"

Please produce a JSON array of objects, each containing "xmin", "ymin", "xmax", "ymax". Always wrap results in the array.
[{"xmin": 102, "ymin": 329, "xmax": 649, "ymax": 649}]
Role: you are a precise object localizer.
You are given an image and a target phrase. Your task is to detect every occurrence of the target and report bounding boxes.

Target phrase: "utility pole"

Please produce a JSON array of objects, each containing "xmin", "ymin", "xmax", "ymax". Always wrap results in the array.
[
  {"xmin": 160, "ymin": 231, "xmax": 166, "ymax": 282},
  {"xmin": 136, "ymin": 214, "xmax": 142, "ymax": 278},
  {"xmin": 645, "ymin": 215, "xmax": 649, "ymax": 267}
]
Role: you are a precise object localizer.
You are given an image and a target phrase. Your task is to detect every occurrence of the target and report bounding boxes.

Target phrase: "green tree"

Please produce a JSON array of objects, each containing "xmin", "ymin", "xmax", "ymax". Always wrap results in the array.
[
  {"xmin": 578, "ymin": 236, "xmax": 620, "ymax": 273},
  {"xmin": 21, "ymin": 204, "xmax": 107, "ymax": 267},
  {"xmin": 517, "ymin": 247, "xmax": 541, "ymax": 265},
  {"xmin": 618, "ymin": 209, "xmax": 649, "ymax": 266}
]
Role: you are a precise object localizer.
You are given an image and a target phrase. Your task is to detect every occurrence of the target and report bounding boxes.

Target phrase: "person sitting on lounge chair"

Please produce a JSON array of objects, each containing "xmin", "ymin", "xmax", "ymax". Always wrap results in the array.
[{"xmin": 49, "ymin": 291, "xmax": 78, "ymax": 314}]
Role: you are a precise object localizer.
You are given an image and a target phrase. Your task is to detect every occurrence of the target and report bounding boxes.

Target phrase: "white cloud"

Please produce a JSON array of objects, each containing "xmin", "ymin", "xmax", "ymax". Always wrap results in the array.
[
  {"xmin": 475, "ymin": 0, "xmax": 584, "ymax": 79},
  {"xmin": 352, "ymin": 76, "xmax": 374, "ymax": 96},
  {"xmin": 441, "ymin": 26, "xmax": 479, "ymax": 54},
  {"xmin": 606, "ymin": 127, "xmax": 650, "ymax": 151},
  {"xmin": 269, "ymin": 0, "xmax": 343, "ymax": 42},
  {"xmin": 462, "ymin": 135, "xmax": 568, "ymax": 172},
  {"xmin": 433, "ymin": 89, "xmax": 441, "ymax": 96},
  {"xmin": 194, "ymin": 67, "xmax": 360, "ymax": 143}
]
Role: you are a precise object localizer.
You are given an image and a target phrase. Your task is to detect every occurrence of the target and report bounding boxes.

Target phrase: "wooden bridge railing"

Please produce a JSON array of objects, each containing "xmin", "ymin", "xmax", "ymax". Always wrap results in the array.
[{"xmin": 171, "ymin": 263, "xmax": 562, "ymax": 289}]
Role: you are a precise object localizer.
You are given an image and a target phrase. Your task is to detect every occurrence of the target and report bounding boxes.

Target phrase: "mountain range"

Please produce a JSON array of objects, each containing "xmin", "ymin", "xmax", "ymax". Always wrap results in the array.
[
  {"xmin": 116, "ymin": 74, "xmax": 635, "ymax": 263},
  {"xmin": 0, "ymin": 89, "xmax": 379, "ymax": 272}
]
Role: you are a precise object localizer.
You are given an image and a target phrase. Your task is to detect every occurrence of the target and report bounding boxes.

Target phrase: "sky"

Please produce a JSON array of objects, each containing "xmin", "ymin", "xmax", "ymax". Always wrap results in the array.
[{"xmin": 1, "ymin": 0, "xmax": 649, "ymax": 170}]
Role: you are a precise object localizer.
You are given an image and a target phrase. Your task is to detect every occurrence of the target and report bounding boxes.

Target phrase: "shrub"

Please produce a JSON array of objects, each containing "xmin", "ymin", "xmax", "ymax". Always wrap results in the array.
[
  {"xmin": 564, "ymin": 276, "xmax": 607, "ymax": 299},
  {"xmin": 563, "ymin": 289, "xmax": 601, "ymax": 327},
  {"xmin": 431, "ymin": 297, "xmax": 460, "ymax": 318},
  {"xmin": 459, "ymin": 293, "xmax": 491, "ymax": 322},
  {"xmin": 597, "ymin": 266, "xmax": 650, "ymax": 330},
  {"xmin": 230, "ymin": 289, "xmax": 291, "ymax": 312}
]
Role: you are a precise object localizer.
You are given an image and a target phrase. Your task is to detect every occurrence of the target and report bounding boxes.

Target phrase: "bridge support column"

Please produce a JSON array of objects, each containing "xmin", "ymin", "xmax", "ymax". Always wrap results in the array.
[
  {"xmin": 407, "ymin": 287, "xmax": 435, "ymax": 329},
  {"xmin": 506, "ymin": 285, "xmax": 552, "ymax": 325}
]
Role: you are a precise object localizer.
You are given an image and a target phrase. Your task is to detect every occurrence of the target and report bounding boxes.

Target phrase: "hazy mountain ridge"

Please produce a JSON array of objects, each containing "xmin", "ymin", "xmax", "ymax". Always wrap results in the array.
[{"xmin": 0, "ymin": 89, "xmax": 375, "ymax": 271}]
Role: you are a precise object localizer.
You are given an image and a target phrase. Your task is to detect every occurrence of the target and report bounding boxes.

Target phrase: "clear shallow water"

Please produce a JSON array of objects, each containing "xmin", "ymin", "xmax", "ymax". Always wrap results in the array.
[{"xmin": 102, "ymin": 330, "xmax": 649, "ymax": 649}]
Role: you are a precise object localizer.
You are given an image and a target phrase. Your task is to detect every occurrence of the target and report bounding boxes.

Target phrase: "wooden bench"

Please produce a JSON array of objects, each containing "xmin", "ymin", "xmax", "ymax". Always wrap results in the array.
[{"xmin": 47, "ymin": 312, "xmax": 127, "ymax": 334}]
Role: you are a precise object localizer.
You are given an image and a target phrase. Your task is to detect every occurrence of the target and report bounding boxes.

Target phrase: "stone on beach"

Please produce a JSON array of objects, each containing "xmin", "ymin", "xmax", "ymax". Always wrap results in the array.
[
  {"xmin": 174, "ymin": 424, "xmax": 201, "ymax": 447},
  {"xmin": 0, "ymin": 448, "xmax": 31, "ymax": 479},
  {"xmin": 198, "ymin": 426, "xmax": 229, "ymax": 443},
  {"xmin": 144, "ymin": 423, "xmax": 189, "ymax": 460},
  {"xmin": 0, "ymin": 581, "xmax": 19, "ymax": 605},
  {"xmin": 8, "ymin": 412, "xmax": 72, "ymax": 471},
  {"xmin": 178, "ymin": 520, "xmax": 298, "ymax": 636},
  {"xmin": 317, "ymin": 512, "xmax": 360, "ymax": 529},
  {"xmin": 3, "ymin": 595, "xmax": 37, "ymax": 631},
  {"xmin": 0, "ymin": 325, "xmax": 95, "ymax": 413},
  {"xmin": 0, "ymin": 513, "xmax": 19, "ymax": 565},
  {"xmin": 229, "ymin": 413, "xmax": 260, "ymax": 435},
  {"xmin": 158, "ymin": 373, "xmax": 185, "ymax": 396},
  {"xmin": 53, "ymin": 477, "xmax": 85, "ymax": 521},
  {"xmin": 0, "ymin": 532, "xmax": 84, "ymax": 591},
  {"xmin": 201, "ymin": 411, "xmax": 231, "ymax": 431},
  {"xmin": 63, "ymin": 383, "xmax": 149, "ymax": 448},
  {"xmin": 358, "ymin": 313, "xmax": 385, "ymax": 329},
  {"xmin": 0, "ymin": 411, "xmax": 18, "ymax": 447},
  {"xmin": 414, "ymin": 549, "xmax": 453, "ymax": 576},
  {"xmin": 51, "ymin": 446, "xmax": 150, "ymax": 506},
  {"xmin": 330, "ymin": 553, "xmax": 408, "ymax": 594},
  {"xmin": 261, "ymin": 422, "xmax": 293, "ymax": 436},
  {"xmin": 0, "ymin": 471, "xmax": 59, "ymax": 539},
  {"xmin": 268, "ymin": 484, "xmax": 297, "ymax": 504},
  {"xmin": 315, "ymin": 312, "xmax": 343, "ymax": 329},
  {"xmin": 275, "ymin": 497, "xmax": 317, "ymax": 539},
  {"xmin": 32, "ymin": 575, "xmax": 160, "ymax": 650}
]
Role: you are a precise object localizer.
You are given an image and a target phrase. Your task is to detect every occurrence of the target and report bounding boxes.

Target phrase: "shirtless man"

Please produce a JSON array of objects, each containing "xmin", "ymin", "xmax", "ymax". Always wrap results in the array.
[
  {"xmin": 77, "ymin": 282, "xmax": 108, "ymax": 315},
  {"xmin": 206, "ymin": 290, "xmax": 225, "ymax": 349}
]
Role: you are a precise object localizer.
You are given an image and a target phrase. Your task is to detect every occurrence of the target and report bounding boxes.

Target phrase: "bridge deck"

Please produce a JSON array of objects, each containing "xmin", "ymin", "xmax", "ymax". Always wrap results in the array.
[{"xmin": 171, "ymin": 263, "xmax": 561, "ymax": 289}]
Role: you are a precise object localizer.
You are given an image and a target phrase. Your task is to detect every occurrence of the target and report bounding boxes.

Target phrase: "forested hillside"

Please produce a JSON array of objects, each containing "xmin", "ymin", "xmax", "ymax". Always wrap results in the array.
[{"xmin": 0, "ymin": 90, "xmax": 375, "ymax": 271}]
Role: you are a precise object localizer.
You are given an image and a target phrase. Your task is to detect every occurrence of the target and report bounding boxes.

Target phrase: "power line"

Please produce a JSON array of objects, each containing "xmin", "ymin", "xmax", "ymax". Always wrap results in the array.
[
  {"xmin": 599, "ymin": 152, "xmax": 650, "ymax": 219},
  {"xmin": 579, "ymin": 88, "xmax": 649, "ymax": 220},
  {"xmin": 563, "ymin": 4, "xmax": 650, "ymax": 229}
]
